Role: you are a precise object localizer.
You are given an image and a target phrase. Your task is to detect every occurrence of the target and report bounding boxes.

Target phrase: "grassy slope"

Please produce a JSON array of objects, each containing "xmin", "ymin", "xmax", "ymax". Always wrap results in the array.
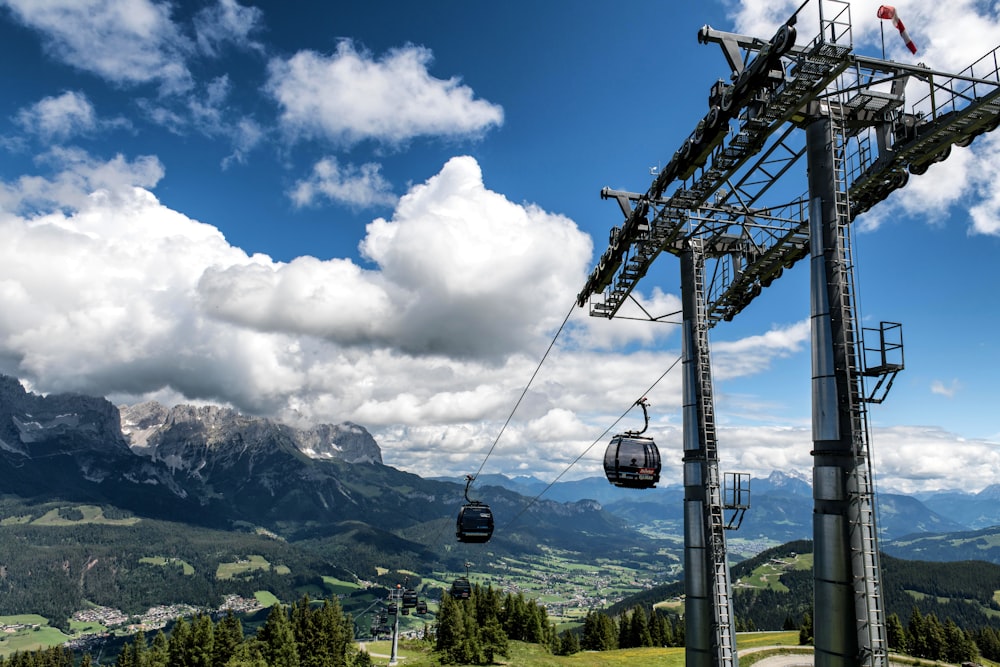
[{"xmin": 357, "ymin": 633, "xmax": 801, "ymax": 667}]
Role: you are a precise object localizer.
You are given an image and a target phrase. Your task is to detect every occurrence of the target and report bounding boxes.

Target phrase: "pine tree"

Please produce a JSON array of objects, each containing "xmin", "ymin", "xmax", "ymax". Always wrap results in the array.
[
  {"xmin": 213, "ymin": 611, "xmax": 243, "ymax": 667},
  {"xmin": 226, "ymin": 640, "xmax": 268, "ymax": 667},
  {"xmin": 435, "ymin": 594, "xmax": 464, "ymax": 660},
  {"xmin": 557, "ymin": 629, "xmax": 580, "ymax": 656},
  {"xmin": 976, "ymin": 626, "xmax": 1000, "ymax": 661},
  {"xmin": 617, "ymin": 610, "xmax": 630, "ymax": 648},
  {"xmin": 944, "ymin": 620, "xmax": 978, "ymax": 664},
  {"xmin": 629, "ymin": 606, "xmax": 653, "ymax": 647},
  {"xmin": 922, "ymin": 613, "xmax": 947, "ymax": 660},
  {"xmin": 148, "ymin": 630, "xmax": 170, "ymax": 667},
  {"xmin": 581, "ymin": 611, "xmax": 618, "ymax": 651},
  {"xmin": 258, "ymin": 604, "xmax": 300, "ymax": 667},
  {"xmin": 114, "ymin": 643, "xmax": 133, "ymax": 667},
  {"xmin": 885, "ymin": 612, "xmax": 907, "ymax": 652},
  {"xmin": 169, "ymin": 617, "xmax": 192, "ymax": 667},
  {"xmin": 478, "ymin": 616, "xmax": 509, "ymax": 663},
  {"xmin": 316, "ymin": 597, "xmax": 353, "ymax": 667},
  {"xmin": 291, "ymin": 596, "xmax": 321, "ymax": 667},
  {"xmin": 907, "ymin": 607, "xmax": 928, "ymax": 658},
  {"xmin": 799, "ymin": 611, "xmax": 813, "ymax": 646},
  {"xmin": 191, "ymin": 614, "xmax": 215, "ymax": 667}
]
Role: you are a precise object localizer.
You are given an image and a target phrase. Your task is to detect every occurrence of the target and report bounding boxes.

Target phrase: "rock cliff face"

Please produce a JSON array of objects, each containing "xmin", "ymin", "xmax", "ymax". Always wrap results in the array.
[
  {"xmin": 0, "ymin": 375, "xmax": 131, "ymax": 457},
  {"xmin": 119, "ymin": 403, "xmax": 383, "ymax": 468}
]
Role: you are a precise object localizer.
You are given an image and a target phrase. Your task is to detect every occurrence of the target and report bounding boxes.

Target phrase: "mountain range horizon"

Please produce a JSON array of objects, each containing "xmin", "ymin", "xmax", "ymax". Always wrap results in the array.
[{"xmin": 2, "ymin": 372, "xmax": 999, "ymax": 546}]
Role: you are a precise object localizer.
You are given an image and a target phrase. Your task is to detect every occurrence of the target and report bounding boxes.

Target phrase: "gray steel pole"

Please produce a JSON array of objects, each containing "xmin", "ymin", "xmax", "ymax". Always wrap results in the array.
[
  {"xmin": 389, "ymin": 591, "xmax": 400, "ymax": 666},
  {"xmin": 807, "ymin": 113, "xmax": 887, "ymax": 667},
  {"xmin": 680, "ymin": 245, "xmax": 738, "ymax": 667}
]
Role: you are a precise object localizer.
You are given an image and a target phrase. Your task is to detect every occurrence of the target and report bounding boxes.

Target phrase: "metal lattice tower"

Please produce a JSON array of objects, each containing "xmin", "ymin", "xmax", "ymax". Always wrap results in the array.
[{"xmin": 575, "ymin": 2, "xmax": 1000, "ymax": 666}]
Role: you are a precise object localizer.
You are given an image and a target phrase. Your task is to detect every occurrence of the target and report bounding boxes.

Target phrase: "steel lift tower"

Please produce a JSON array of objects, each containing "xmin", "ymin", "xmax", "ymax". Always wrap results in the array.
[{"xmin": 576, "ymin": 2, "xmax": 1000, "ymax": 666}]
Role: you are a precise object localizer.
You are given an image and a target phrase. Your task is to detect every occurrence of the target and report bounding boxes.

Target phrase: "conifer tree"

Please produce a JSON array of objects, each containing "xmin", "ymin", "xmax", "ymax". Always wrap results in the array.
[
  {"xmin": 316, "ymin": 597, "xmax": 353, "ymax": 667},
  {"xmin": 258, "ymin": 603, "xmax": 300, "ymax": 667},
  {"xmin": 885, "ymin": 612, "xmax": 907, "ymax": 652},
  {"xmin": 435, "ymin": 594, "xmax": 465, "ymax": 660},
  {"xmin": 581, "ymin": 610, "xmax": 617, "ymax": 651},
  {"xmin": 617, "ymin": 610, "xmax": 630, "ymax": 648},
  {"xmin": 799, "ymin": 611, "xmax": 813, "ymax": 646},
  {"xmin": 147, "ymin": 629, "xmax": 169, "ymax": 667},
  {"xmin": 478, "ymin": 616, "xmax": 509, "ymax": 663},
  {"xmin": 943, "ymin": 619, "xmax": 978, "ymax": 663},
  {"xmin": 226, "ymin": 639, "xmax": 268, "ymax": 667},
  {"xmin": 169, "ymin": 616, "xmax": 192, "ymax": 667},
  {"xmin": 557, "ymin": 629, "xmax": 580, "ymax": 656},
  {"xmin": 907, "ymin": 607, "xmax": 928, "ymax": 658},
  {"xmin": 976, "ymin": 626, "xmax": 1000, "ymax": 661},
  {"xmin": 291, "ymin": 596, "xmax": 321, "ymax": 667},
  {"xmin": 191, "ymin": 614, "xmax": 215, "ymax": 667},
  {"xmin": 460, "ymin": 604, "xmax": 485, "ymax": 665},
  {"xmin": 630, "ymin": 606, "xmax": 653, "ymax": 647},
  {"xmin": 213, "ymin": 611, "xmax": 243, "ymax": 667}
]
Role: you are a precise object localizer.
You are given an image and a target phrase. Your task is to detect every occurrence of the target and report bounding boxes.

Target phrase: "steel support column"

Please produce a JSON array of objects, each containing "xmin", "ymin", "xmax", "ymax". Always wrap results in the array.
[
  {"xmin": 807, "ymin": 115, "xmax": 887, "ymax": 667},
  {"xmin": 681, "ymin": 244, "xmax": 738, "ymax": 667}
]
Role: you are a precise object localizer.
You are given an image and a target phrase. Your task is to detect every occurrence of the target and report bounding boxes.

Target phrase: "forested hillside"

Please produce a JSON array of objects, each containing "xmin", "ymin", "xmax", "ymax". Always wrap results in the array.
[
  {"xmin": 0, "ymin": 501, "xmax": 354, "ymax": 629},
  {"xmin": 612, "ymin": 539, "xmax": 1000, "ymax": 635}
]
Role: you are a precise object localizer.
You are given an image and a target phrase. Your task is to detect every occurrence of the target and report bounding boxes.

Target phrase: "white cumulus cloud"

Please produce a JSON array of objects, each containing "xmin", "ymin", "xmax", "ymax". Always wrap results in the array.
[
  {"xmin": 1, "ymin": 0, "xmax": 193, "ymax": 93},
  {"xmin": 265, "ymin": 40, "xmax": 504, "ymax": 146},
  {"xmin": 15, "ymin": 91, "xmax": 97, "ymax": 140},
  {"xmin": 290, "ymin": 157, "xmax": 397, "ymax": 209}
]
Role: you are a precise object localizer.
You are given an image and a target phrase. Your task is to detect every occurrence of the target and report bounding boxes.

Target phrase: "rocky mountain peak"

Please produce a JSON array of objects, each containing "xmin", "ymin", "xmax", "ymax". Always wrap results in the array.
[
  {"xmin": 295, "ymin": 422, "xmax": 383, "ymax": 465},
  {"xmin": 0, "ymin": 374, "xmax": 130, "ymax": 457},
  {"xmin": 119, "ymin": 402, "xmax": 382, "ymax": 467}
]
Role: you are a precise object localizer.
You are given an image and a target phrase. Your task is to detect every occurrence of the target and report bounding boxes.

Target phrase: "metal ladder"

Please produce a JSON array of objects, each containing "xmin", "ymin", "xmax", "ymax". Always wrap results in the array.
[
  {"xmin": 830, "ymin": 110, "xmax": 888, "ymax": 667},
  {"xmin": 692, "ymin": 243, "xmax": 737, "ymax": 667}
]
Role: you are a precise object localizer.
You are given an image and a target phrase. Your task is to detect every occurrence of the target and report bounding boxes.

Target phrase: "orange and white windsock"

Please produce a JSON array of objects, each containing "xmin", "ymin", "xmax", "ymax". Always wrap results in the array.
[{"xmin": 878, "ymin": 5, "xmax": 918, "ymax": 54}]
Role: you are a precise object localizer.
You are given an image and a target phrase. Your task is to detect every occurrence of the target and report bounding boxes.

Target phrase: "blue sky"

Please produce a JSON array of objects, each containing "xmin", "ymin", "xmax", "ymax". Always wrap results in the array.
[{"xmin": 1, "ymin": 0, "xmax": 999, "ymax": 494}]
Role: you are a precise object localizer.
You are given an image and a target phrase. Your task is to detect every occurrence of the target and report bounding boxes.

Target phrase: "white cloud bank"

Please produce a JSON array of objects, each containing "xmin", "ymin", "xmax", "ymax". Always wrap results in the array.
[
  {"xmin": 265, "ymin": 40, "xmax": 504, "ymax": 146},
  {"xmin": 0, "ymin": 149, "xmax": 836, "ymax": 483}
]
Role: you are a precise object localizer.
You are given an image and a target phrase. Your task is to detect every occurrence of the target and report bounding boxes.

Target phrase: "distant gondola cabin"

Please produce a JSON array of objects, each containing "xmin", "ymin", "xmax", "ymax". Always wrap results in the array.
[
  {"xmin": 456, "ymin": 501, "xmax": 494, "ymax": 543},
  {"xmin": 450, "ymin": 577, "xmax": 472, "ymax": 599},
  {"xmin": 402, "ymin": 589, "xmax": 418, "ymax": 608},
  {"xmin": 603, "ymin": 434, "xmax": 661, "ymax": 489}
]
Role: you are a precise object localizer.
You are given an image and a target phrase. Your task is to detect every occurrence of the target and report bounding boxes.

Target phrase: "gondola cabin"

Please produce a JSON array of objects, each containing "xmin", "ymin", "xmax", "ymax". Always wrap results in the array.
[
  {"xmin": 456, "ymin": 500, "xmax": 494, "ymax": 543},
  {"xmin": 387, "ymin": 603, "xmax": 398, "ymax": 615},
  {"xmin": 402, "ymin": 588, "xmax": 418, "ymax": 609},
  {"xmin": 450, "ymin": 577, "xmax": 472, "ymax": 599},
  {"xmin": 603, "ymin": 434, "xmax": 661, "ymax": 489},
  {"xmin": 416, "ymin": 600, "xmax": 428, "ymax": 615}
]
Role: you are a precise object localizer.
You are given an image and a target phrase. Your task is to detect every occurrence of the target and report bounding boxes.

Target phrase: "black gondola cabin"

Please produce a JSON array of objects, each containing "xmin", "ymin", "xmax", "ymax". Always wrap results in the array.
[
  {"xmin": 456, "ymin": 500, "xmax": 494, "ymax": 543},
  {"xmin": 603, "ymin": 434, "xmax": 661, "ymax": 489},
  {"xmin": 402, "ymin": 588, "xmax": 418, "ymax": 609},
  {"xmin": 450, "ymin": 577, "xmax": 472, "ymax": 599}
]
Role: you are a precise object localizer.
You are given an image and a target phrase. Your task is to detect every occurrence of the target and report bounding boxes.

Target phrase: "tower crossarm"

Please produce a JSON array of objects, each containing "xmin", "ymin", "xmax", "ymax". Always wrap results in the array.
[
  {"xmin": 578, "ymin": 9, "xmax": 853, "ymax": 318},
  {"xmin": 846, "ymin": 48, "xmax": 1000, "ymax": 218}
]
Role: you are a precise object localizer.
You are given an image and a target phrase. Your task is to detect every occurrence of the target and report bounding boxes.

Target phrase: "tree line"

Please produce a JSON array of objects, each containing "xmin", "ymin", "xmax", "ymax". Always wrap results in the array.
[
  {"xmin": 111, "ymin": 595, "xmax": 363, "ymax": 667},
  {"xmin": 434, "ymin": 584, "xmax": 556, "ymax": 664},
  {"xmin": 578, "ymin": 605, "xmax": 684, "ymax": 651},
  {"xmin": 0, "ymin": 595, "xmax": 366, "ymax": 667}
]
